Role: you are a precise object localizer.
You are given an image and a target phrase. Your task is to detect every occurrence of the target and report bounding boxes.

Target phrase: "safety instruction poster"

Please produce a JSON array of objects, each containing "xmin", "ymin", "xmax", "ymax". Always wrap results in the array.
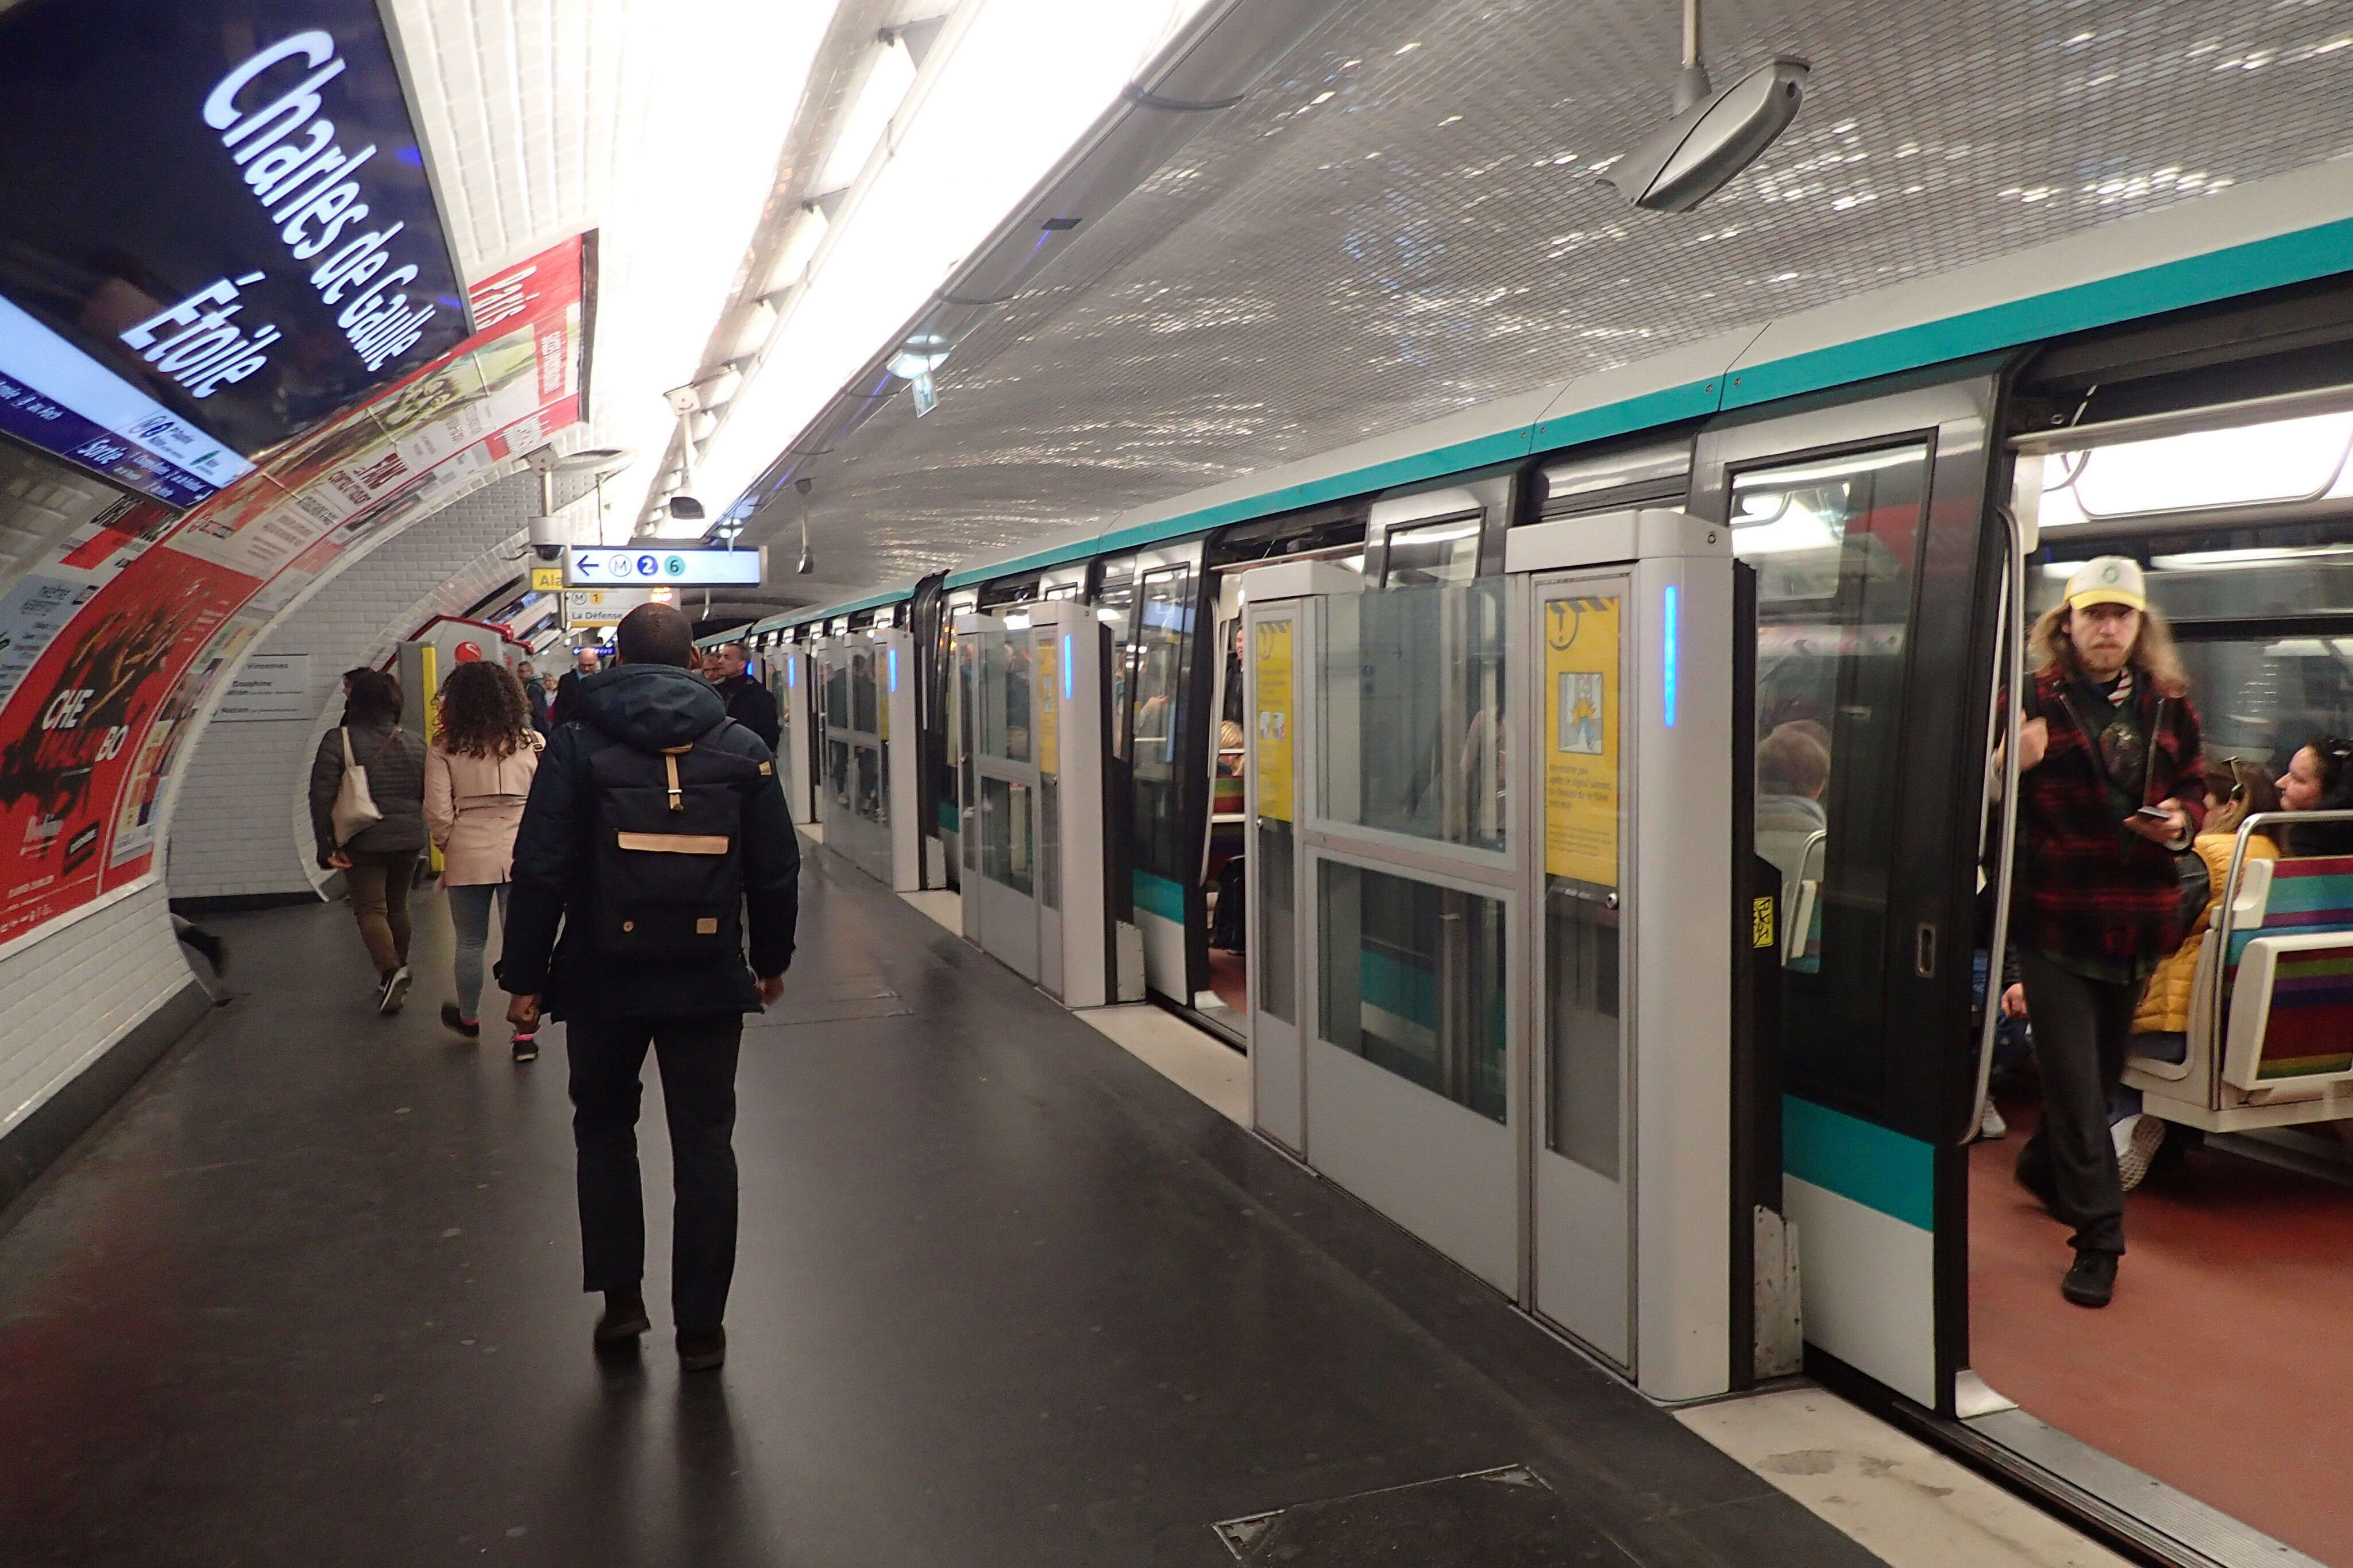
[
  {"xmin": 1544, "ymin": 592, "xmax": 1620, "ymax": 889},
  {"xmin": 1252, "ymin": 617, "xmax": 1294, "ymax": 822},
  {"xmin": 1036, "ymin": 631, "xmax": 1059, "ymax": 777}
]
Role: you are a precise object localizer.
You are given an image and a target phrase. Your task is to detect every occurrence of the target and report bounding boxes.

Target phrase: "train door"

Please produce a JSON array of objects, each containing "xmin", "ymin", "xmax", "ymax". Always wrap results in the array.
[
  {"xmin": 815, "ymin": 629, "xmax": 916, "ymax": 889},
  {"xmin": 1691, "ymin": 372, "xmax": 2003, "ymax": 1409},
  {"xmin": 1107, "ymin": 542, "xmax": 1211, "ymax": 1009},
  {"xmin": 1513, "ymin": 511, "xmax": 1740, "ymax": 1396},
  {"xmin": 956, "ymin": 610, "xmax": 1043, "ymax": 981},
  {"xmin": 776, "ymin": 639, "xmax": 815, "ymax": 828},
  {"xmin": 1245, "ymin": 559, "xmax": 1521, "ymax": 1292}
]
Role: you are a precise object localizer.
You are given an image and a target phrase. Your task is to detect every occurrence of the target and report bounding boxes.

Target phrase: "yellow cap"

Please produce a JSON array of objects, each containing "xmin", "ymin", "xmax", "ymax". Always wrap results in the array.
[{"xmin": 2065, "ymin": 555, "xmax": 2145, "ymax": 612}]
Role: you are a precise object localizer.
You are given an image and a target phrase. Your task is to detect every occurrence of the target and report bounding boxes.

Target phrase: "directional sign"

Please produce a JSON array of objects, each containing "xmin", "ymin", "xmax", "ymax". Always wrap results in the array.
[
  {"xmin": 564, "ymin": 545, "xmax": 763, "ymax": 588},
  {"xmin": 563, "ymin": 585, "xmax": 671, "ymax": 628}
]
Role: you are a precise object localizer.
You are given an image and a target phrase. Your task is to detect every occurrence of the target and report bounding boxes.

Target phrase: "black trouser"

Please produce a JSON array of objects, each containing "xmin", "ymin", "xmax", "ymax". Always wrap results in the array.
[
  {"xmin": 2016, "ymin": 951, "xmax": 2136, "ymax": 1256},
  {"xmin": 566, "ymin": 1011, "xmax": 744, "ymax": 1331}
]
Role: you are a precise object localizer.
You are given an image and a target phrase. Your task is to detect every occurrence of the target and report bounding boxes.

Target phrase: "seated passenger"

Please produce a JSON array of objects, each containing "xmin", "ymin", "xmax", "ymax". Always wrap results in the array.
[
  {"xmin": 1754, "ymin": 724, "xmax": 1831, "ymax": 897},
  {"xmin": 2117, "ymin": 760, "xmax": 2280, "ymax": 1186},
  {"xmin": 2276, "ymin": 736, "xmax": 2353, "ymax": 856}
]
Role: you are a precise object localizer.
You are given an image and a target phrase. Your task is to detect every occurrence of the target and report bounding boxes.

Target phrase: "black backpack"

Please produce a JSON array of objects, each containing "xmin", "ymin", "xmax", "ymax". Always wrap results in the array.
[{"xmin": 583, "ymin": 717, "xmax": 767, "ymax": 960}]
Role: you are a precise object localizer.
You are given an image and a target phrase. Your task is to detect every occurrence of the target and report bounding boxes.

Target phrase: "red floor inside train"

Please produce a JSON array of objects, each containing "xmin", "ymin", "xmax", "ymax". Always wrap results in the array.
[{"xmin": 1969, "ymin": 1095, "xmax": 2353, "ymax": 1566}]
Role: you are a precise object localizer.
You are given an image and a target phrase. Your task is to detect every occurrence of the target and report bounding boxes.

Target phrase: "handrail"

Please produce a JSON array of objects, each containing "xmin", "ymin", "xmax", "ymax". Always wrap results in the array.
[
  {"xmin": 1965, "ymin": 505, "xmax": 2026, "ymax": 1146},
  {"xmin": 2200, "ymin": 806, "xmax": 2353, "ymax": 1095}
]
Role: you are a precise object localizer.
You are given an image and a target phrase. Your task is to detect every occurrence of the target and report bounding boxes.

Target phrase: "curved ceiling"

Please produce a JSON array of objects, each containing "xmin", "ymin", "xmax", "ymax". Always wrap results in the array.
[{"xmin": 734, "ymin": 0, "xmax": 2353, "ymax": 603}]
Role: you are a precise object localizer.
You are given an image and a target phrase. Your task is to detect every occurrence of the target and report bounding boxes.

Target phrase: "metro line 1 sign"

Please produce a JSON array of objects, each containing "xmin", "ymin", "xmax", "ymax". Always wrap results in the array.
[{"xmin": 562, "ymin": 547, "xmax": 765, "ymax": 588}]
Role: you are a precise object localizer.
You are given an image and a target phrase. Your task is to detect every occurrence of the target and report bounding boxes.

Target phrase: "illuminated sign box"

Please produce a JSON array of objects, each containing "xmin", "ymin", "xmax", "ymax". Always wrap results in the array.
[
  {"xmin": 564, "ymin": 546, "xmax": 765, "ymax": 588},
  {"xmin": 0, "ymin": 0, "xmax": 469, "ymax": 501}
]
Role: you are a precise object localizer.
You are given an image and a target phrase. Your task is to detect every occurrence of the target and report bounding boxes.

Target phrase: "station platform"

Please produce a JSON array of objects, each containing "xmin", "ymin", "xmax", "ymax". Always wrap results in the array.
[{"xmin": 1, "ymin": 839, "xmax": 2099, "ymax": 1567}]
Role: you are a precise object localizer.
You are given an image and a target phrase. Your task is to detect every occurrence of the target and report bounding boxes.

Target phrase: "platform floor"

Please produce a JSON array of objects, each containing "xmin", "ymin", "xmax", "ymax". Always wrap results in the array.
[
  {"xmin": 1969, "ymin": 1094, "xmax": 2353, "ymax": 1565},
  {"xmin": 0, "ymin": 846, "xmax": 1884, "ymax": 1568}
]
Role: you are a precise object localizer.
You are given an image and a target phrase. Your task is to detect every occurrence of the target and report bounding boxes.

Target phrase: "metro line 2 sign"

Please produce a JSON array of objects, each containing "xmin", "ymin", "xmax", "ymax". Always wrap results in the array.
[{"xmin": 563, "ymin": 547, "xmax": 765, "ymax": 588}]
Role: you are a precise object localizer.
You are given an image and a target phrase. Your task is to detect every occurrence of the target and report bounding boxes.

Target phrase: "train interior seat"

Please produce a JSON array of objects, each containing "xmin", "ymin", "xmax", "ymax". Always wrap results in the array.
[{"xmin": 2128, "ymin": 849, "xmax": 2353, "ymax": 1129}]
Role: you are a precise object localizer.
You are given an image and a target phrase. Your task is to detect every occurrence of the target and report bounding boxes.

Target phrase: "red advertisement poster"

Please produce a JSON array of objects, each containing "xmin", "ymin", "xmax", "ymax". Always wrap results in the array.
[
  {"xmin": 0, "ymin": 233, "xmax": 591, "ymax": 947},
  {"xmin": 0, "ymin": 554, "xmax": 256, "ymax": 942}
]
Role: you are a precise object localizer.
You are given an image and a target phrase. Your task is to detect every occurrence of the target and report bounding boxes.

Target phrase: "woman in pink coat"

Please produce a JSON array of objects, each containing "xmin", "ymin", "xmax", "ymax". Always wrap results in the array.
[{"xmin": 425, "ymin": 661, "xmax": 545, "ymax": 1058}]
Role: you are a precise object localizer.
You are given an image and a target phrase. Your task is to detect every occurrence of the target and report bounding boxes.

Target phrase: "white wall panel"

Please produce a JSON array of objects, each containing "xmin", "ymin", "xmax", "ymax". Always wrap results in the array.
[{"xmin": 0, "ymin": 882, "xmax": 188, "ymax": 1141}]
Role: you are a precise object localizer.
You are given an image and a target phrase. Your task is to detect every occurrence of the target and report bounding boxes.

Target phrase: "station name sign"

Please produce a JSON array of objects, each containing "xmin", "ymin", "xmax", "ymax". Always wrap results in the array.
[
  {"xmin": 0, "ymin": 0, "xmax": 469, "ymax": 494},
  {"xmin": 564, "ymin": 546, "xmax": 765, "ymax": 588}
]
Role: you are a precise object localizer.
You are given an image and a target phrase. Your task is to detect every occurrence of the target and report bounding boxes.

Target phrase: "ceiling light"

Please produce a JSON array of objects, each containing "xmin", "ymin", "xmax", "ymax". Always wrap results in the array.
[
  {"xmin": 820, "ymin": 35, "xmax": 917, "ymax": 192},
  {"xmin": 2044, "ymin": 411, "xmax": 2353, "ymax": 519},
  {"xmin": 1602, "ymin": 0, "xmax": 1807, "ymax": 213},
  {"xmin": 763, "ymin": 206, "xmax": 832, "ymax": 296}
]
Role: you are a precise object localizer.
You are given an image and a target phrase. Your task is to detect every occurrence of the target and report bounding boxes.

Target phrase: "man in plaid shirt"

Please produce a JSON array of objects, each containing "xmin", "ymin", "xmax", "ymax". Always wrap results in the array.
[{"xmin": 2008, "ymin": 555, "xmax": 2204, "ymax": 1309}]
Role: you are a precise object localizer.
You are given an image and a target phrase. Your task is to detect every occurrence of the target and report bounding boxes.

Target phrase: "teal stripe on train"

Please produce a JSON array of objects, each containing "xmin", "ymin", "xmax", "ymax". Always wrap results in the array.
[
  {"xmin": 1132, "ymin": 870, "xmax": 1187, "ymax": 924},
  {"xmin": 1783, "ymin": 1095, "xmax": 1934, "ymax": 1232}
]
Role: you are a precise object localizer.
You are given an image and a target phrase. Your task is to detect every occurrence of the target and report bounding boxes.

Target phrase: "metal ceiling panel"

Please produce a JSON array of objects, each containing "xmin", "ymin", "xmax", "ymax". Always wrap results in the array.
[{"xmin": 741, "ymin": 0, "xmax": 2353, "ymax": 598}]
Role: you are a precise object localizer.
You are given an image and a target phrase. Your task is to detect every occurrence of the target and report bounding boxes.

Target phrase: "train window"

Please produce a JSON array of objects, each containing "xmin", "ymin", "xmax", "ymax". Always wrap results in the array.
[
  {"xmin": 1381, "ymin": 513, "xmax": 1484, "ymax": 587},
  {"xmin": 1735, "ymin": 442, "xmax": 1931, "ymax": 1104},
  {"xmin": 1097, "ymin": 564, "xmax": 1137, "ymax": 762},
  {"xmin": 1128, "ymin": 565, "xmax": 1196, "ymax": 881},
  {"xmin": 2035, "ymin": 539, "xmax": 2353, "ymax": 775},
  {"xmin": 1318, "ymin": 579, "xmax": 1508, "ymax": 852}
]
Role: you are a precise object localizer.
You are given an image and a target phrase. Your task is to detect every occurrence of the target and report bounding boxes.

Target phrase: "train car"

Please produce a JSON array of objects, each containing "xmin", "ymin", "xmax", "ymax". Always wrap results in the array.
[{"xmin": 765, "ymin": 160, "xmax": 2353, "ymax": 1566}]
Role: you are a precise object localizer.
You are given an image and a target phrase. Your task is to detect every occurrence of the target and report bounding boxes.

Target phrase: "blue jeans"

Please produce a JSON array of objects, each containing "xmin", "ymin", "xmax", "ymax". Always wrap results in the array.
[{"xmin": 446, "ymin": 882, "xmax": 510, "ymax": 1025}]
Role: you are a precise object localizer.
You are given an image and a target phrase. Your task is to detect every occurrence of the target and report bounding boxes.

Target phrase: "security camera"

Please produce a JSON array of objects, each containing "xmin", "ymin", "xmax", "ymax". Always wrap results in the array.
[
  {"xmin": 529, "ymin": 513, "xmax": 566, "ymax": 561},
  {"xmin": 1602, "ymin": 55, "xmax": 1808, "ymax": 213}
]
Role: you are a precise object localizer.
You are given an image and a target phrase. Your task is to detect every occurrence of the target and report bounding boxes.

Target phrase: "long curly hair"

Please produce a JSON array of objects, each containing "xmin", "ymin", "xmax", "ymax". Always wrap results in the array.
[
  {"xmin": 2029, "ymin": 598, "xmax": 2187, "ymax": 697},
  {"xmin": 435, "ymin": 661, "xmax": 533, "ymax": 759}
]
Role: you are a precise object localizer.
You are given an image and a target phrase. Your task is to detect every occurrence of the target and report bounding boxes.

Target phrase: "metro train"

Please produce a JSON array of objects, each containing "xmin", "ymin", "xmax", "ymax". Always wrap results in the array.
[{"xmin": 713, "ymin": 159, "xmax": 2353, "ymax": 1566}]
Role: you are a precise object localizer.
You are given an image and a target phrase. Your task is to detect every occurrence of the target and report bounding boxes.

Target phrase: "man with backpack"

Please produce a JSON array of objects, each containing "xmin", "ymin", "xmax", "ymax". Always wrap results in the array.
[{"xmin": 499, "ymin": 601, "xmax": 799, "ymax": 1372}]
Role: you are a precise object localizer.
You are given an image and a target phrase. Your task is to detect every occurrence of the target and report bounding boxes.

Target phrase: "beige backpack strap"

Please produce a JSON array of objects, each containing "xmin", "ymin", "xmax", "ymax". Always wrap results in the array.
[{"xmin": 661, "ymin": 743, "xmax": 693, "ymax": 811}]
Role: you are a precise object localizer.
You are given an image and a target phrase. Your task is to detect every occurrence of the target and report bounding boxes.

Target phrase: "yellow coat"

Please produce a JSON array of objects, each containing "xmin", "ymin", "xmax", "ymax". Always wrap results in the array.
[{"xmin": 2134, "ymin": 830, "xmax": 2279, "ymax": 1035}]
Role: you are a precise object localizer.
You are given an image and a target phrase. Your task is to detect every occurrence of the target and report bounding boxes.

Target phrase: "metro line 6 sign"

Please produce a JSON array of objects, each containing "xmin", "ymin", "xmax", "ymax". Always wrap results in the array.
[{"xmin": 562, "ymin": 546, "xmax": 763, "ymax": 587}]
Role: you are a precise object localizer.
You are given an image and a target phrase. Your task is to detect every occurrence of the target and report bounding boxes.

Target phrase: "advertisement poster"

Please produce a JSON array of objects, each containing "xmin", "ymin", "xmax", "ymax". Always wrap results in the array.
[
  {"xmin": 0, "ymin": 554, "xmax": 257, "ymax": 939},
  {"xmin": 0, "ymin": 234, "xmax": 588, "ymax": 946},
  {"xmin": 1543, "ymin": 592, "xmax": 1621, "ymax": 890},
  {"xmin": 1251, "ymin": 617, "xmax": 1294, "ymax": 823}
]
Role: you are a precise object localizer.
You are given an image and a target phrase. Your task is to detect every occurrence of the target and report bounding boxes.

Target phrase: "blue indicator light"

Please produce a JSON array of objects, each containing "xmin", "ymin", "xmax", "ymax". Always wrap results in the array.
[
  {"xmin": 1062, "ymin": 634, "xmax": 1074, "ymax": 700},
  {"xmin": 785, "ymin": 658, "xmax": 796, "ymax": 687},
  {"xmin": 888, "ymin": 647, "xmax": 899, "ymax": 693},
  {"xmin": 1662, "ymin": 584, "xmax": 1680, "ymax": 728}
]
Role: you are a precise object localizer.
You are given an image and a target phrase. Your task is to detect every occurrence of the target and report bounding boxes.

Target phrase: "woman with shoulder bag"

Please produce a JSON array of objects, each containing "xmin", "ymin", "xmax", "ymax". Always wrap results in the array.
[
  {"xmin": 309, "ymin": 669, "xmax": 430, "ymax": 1014},
  {"xmin": 424, "ymin": 662, "xmax": 545, "ymax": 1059}
]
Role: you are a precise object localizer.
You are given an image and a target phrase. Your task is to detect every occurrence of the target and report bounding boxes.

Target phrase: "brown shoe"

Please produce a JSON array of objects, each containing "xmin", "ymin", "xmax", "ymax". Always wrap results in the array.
[{"xmin": 677, "ymin": 1326, "xmax": 726, "ymax": 1373}]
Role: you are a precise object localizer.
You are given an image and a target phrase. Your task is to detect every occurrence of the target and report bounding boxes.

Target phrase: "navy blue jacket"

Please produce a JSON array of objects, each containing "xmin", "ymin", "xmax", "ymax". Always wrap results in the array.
[{"xmin": 499, "ymin": 663, "xmax": 799, "ymax": 1019}]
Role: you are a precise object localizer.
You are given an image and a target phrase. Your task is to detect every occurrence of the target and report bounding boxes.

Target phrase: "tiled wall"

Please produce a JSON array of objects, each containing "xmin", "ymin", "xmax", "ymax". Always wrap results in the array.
[
  {"xmin": 0, "ymin": 882, "xmax": 190, "ymax": 1142},
  {"xmin": 168, "ymin": 472, "xmax": 581, "ymax": 900}
]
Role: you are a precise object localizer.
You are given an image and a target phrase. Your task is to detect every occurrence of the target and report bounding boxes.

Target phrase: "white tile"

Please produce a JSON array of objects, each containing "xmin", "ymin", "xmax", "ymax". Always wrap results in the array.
[
  {"xmin": 1679, "ymin": 1388, "xmax": 2131, "ymax": 1568},
  {"xmin": 1074, "ymin": 1004, "xmax": 1249, "ymax": 1127}
]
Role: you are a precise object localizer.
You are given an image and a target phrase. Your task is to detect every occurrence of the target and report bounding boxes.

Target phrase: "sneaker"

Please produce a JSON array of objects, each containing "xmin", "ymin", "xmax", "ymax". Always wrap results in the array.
[
  {"xmin": 2062, "ymin": 1249, "xmax": 2117, "ymax": 1307},
  {"xmin": 677, "ymin": 1326, "xmax": 726, "ymax": 1373},
  {"xmin": 1978, "ymin": 1100, "xmax": 2008, "ymax": 1141},
  {"xmin": 594, "ymin": 1288, "xmax": 650, "ymax": 1348},
  {"xmin": 439, "ymin": 1003, "xmax": 481, "ymax": 1039},
  {"xmin": 377, "ymin": 965, "xmax": 411, "ymax": 1015},
  {"xmin": 511, "ymin": 1033, "xmax": 538, "ymax": 1063},
  {"xmin": 2113, "ymin": 1113, "xmax": 2165, "ymax": 1194}
]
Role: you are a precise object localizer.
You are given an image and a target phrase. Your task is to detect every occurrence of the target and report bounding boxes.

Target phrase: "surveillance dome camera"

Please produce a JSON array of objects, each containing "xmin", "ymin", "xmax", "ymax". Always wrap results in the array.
[{"xmin": 668, "ymin": 494, "xmax": 707, "ymax": 522}]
